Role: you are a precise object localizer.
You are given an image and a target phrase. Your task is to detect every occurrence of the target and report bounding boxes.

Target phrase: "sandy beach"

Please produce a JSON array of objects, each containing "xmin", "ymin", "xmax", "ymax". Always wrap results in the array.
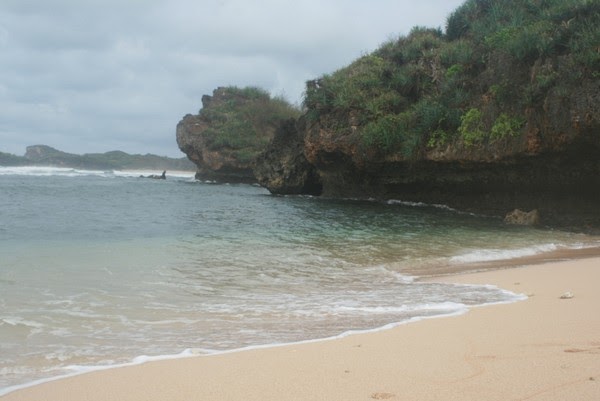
[{"xmin": 3, "ymin": 256, "xmax": 599, "ymax": 401}]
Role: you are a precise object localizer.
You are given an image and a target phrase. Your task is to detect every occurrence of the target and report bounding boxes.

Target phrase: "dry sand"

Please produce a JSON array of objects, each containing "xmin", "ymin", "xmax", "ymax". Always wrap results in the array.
[{"xmin": 3, "ymin": 257, "xmax": 599, "ymax": 401}]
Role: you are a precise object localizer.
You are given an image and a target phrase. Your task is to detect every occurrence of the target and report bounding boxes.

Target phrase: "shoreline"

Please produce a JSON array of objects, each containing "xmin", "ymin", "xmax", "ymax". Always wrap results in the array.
[
  {"xmin": 0, "ymin": 281, "xmax": 519, "ymax": 398},
  {"xmin": 2, "ymin": 253, "xmax": 599, "ymax": 400},
  {"xmin": 408, "ymin": 244, "xmax": 600, "ymax": 278}
]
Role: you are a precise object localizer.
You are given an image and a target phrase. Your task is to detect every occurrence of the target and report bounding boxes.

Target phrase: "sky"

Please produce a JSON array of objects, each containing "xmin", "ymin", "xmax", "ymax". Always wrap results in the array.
[{"xmin": 0, "ymin": 0, "xmax": 465, "ymax": 158}]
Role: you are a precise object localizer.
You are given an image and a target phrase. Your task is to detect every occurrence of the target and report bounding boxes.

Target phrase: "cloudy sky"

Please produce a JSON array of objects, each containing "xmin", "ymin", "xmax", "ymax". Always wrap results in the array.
[{"xmin": 0, "ymin": 0, "xmax": 465, "ymax": 157}]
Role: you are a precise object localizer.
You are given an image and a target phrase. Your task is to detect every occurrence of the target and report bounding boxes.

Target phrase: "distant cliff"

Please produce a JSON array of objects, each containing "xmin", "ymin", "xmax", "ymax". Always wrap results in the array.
[
  {"xmin": 255, "ymin": 0, "xmax": 600, "ymax": 228},
  {"xmin": 176, "ymin": 86, "xmax": 300, "ymax": 182},
  {"xmin": 0, "ymin": 145, "xmax": 195, "ymax": 171}
]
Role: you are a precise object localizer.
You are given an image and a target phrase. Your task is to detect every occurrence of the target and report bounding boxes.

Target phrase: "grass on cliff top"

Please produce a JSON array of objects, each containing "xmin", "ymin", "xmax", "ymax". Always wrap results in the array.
[
  {"xmin": 200, "ymin": 86, "xmax": 301, "ymax": 162},
  {"xmin": 303, "ymin": 0, "xmax": 599, "ymax": 158}
]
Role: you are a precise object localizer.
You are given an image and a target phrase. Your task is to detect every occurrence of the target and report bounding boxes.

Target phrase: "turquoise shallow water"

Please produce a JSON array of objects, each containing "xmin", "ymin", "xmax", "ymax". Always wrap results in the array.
[{"xmin": 0, "ymin": 166, "xmax": 597, "ymax": 392}]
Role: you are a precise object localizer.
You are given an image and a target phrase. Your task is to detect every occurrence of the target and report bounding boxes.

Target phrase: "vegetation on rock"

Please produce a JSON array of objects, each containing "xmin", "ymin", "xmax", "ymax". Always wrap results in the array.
[
  {"xmin": 302, "ymin": 0, "xmax": 599, "ymax": 159},
  {"xmin": 176, "ymin": 86, "xmax": 301, "ymax": 182},
  {"xmin": 196, "ymin": 86, "xmax": 300, "ymax": 163},
  {"xmin": 253, "ymin": 0, "xmax": 599, "ymax": 229}
]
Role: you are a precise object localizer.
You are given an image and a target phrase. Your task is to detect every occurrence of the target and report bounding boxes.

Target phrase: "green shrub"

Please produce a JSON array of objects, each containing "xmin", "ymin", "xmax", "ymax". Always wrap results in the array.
[
  {"xmin": 485, "ymin": 21, "xmax": 556, "ymax": 62},
  {"xmin": 490, "ymin": 113, "xmax": 524, "ymax": 139},
  {"xmin": 361, "ymin": 113, "xmax": 412, "ymax": 151},
  {"xmin": 427, "ymin": 129, "xmax": 451, "ymax": 148},
  {"xmin": 440, "ymin": 40, "xmax": 474, "ymax": 67},
  {"xmin": 414, "ymin": 100, "xmax": 448, "ymax": 136},
  {"xmin": 402, "ymin": 27, "xmax": 444, "ymax": 62},
  {"xmin": 361, "ymin": 99, "xmax": 450, "ymax": 155},
  {"xmin": 445, "ymin": 64, "xmax": 463, "ymax": 79},
  {"xmin": 458, "ymin": 108, "xmax": 486, "ymax": 146},
  {"xmin": 446, "ymin": 1, "xmax": 475, "ymax": 40},
  {"xmin": 364, "ymin": 91, "xmax": 407, "ymax": 118},
  {"xmin": 570, "ymin": 21, "xmax": 600, "ymax": 72}
]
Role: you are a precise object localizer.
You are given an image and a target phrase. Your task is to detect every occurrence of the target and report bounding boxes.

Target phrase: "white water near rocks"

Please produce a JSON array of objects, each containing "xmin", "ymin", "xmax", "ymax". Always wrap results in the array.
[{"xmin": 0, "ymin": 166, "xmax": 598, "ymax": 393}]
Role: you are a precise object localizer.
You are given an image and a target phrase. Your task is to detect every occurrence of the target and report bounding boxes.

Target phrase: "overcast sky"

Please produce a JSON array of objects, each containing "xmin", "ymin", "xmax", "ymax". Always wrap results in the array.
[{"xmin": 0, "ymin": 0, "xmax": 465, "ymax": 157}]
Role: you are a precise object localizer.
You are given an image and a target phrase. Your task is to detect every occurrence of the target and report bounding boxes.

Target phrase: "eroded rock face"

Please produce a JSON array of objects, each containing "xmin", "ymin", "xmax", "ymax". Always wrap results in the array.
[
  {"xmin": 254, "ymin": 118, "xmax": 322, "ymax": 195},
  {"xmin": 296, "ymin": 80, "xmax": 600, "ymax": 229},
  {"xmin": 176, "ymin": 112, "xmax": 256, "ymax": 183},
  {"xmin": 176, "ymin": 87, "xmax": 290, "ymax": 183}
]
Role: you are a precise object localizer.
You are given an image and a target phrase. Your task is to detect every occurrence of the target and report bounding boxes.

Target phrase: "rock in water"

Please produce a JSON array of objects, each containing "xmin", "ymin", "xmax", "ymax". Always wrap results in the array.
[{"xmin": 504, "ymin": 209, "xmax": 541, "ymax": 226}]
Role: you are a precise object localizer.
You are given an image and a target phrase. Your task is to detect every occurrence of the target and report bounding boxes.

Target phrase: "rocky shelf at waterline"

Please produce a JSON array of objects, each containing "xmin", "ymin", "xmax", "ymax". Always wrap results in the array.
[{"xmin": 254, "ymin": 115, "xmax": 600, "ymax": 230}]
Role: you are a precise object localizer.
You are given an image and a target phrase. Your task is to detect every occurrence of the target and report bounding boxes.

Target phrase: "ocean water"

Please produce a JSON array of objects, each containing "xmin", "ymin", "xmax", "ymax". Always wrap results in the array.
[{"xmin": 0, "ymin": 166, "xmax": 598, "ymax": 393}]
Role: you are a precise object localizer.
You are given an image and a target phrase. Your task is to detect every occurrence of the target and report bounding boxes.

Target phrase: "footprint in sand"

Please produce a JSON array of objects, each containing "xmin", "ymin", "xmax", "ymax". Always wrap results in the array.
[
  {"xmin": 564, "ymin": 346, "xmax": 600, "ymax": 354},
  {"xmin": 371, "ymin": 392, "xmax": 396, "ymax": 399}
]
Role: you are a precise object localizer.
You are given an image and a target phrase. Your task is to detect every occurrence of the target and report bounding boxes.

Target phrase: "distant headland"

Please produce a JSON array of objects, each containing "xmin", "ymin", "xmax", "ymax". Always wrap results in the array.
[{"xmin": 0, "ymin": 145, "xmax": 196, "ymax": 171}]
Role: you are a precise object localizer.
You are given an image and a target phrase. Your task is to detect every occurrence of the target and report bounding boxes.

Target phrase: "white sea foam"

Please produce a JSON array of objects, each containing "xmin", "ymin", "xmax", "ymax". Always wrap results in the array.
[
  {"xmin": 0, "ymin": 317, "xmax": 44, "ymax": 329},
  {"xmin": 0, "ymin": 166, "xmax": 195, "ymax": 179},
  {"xmin": 365, "ymin": 265, "xmax": 416, "ymax": 283},
  {"xmin": 387, "ymin": 199, "xmax": 459, "ymax": 212},
  {"xmin": 450, "ymin": 243, "xmax": 560, "ymax": 264},
  {"xmin": 334, "ymin": 301, "xmax": 468, "ymax": 315},
  {"xmin": 114, "ymin": 170, "xmax": 195, "ymax": 179},
  {"xmin": 0, "ymin": 166, "xmax": 107, "ymax": 177}
]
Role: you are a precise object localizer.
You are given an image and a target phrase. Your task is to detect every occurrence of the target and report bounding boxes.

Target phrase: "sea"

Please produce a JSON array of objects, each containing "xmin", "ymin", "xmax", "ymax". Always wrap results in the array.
[{"xmin": 1, "ymin": 166, "xmax": 598, "ymax": 394}]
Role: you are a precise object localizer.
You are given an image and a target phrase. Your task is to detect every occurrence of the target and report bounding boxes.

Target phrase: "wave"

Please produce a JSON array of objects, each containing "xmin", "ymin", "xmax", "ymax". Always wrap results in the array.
[
  {"xmin": 0, "ymin": 166, "xmax": 107, "ymax": 177},
  {"xmin": 450, "ymin": 243, "xmax": 564, "ymax": 264},
  {"xmin": 386, "ymin": 199, "xmax": 480, "ymax": 216},
  {"xmin": 0, "ymin": 317, "xmax": 44, "ymax": 329},
  {"xmin": 0, "ymin": 166, "xmax": 195, "ymax": 179},
  {"xmin": 334, "ymin": 301, "xmax": 468, "ymax": 315}
]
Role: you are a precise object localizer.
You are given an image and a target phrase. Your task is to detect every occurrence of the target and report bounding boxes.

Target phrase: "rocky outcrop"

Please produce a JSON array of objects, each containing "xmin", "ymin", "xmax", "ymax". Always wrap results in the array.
[
  {"xmin": 176, "ymin": 87, "xmax": 299, "ymax": 183},
  {"xmin": 298, "ymin": 78, "xmax": 600, "ymax": 227},
  {"xmin": 257, "ymin": 81, "xmax": 600, "ymax": 228},
  {"xmin": 255, "ymin": 0, "xmax": 600, "ymax": 230},
  {"xmin": 504, "ymin": 209, "xmax": 541, "ymax": 226},
  {"xmin": 299, "ymin": 121, "xmax": 599, "ymax": 229},
  {"xmin": 176, "ymin": 88, "xmax": 256, "ymax": 183},
  {"xmin": 182, "ymin": 2, "xmax": 600, "ymax": 229},
  {"xmin": 176, "ymin": 112, "xmax": 256, "ymax": 183},
  {"xmin": 254, "ymin": 118, "xmax": 322, "ymax": 195}
]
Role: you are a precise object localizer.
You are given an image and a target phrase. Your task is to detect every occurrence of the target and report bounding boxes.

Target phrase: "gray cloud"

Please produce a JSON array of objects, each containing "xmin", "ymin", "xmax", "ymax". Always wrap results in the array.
[{"xmin": 0, "ymin": 0, "xmax": 464, "ymax": 157}]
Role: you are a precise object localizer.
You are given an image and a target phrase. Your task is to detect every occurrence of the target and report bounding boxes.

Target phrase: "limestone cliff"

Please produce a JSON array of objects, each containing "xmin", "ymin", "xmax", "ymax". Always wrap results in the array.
[
  {"xmin": 254, "ymin": 118, "xmax": 322, "ymax": 195},
  {"xmin": 176, "ymin": 86, "xmax": 300, "ymax": 182},
  {"xmin": 256, "ymin": 0, "xmax": 600, "ymax": 229}
]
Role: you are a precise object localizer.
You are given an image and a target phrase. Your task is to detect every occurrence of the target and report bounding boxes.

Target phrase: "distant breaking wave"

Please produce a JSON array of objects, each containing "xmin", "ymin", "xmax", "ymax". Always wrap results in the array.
[{"xmin": 0, "ymin": 166, "xmax": 195, "ymax": 179}]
